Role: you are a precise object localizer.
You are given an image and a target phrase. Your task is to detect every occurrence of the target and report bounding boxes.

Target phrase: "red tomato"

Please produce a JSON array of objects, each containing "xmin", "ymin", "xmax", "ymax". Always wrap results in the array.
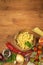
[
  {"xmin": 38, "ymin": 45, "xmax": 42, "ymax": 49},
  {"xmin": 34, "ymin": 47, "xmax": 37, "ymax": 52},
  {"xmin": 39, "ymin": 38, "xmax": 43, "ymax": 46},
  {"xmin": 35, "ymin": 55, "xmax": 39, "ymax": 61},
  {"xmin": 37, "ymin": 50, "xmax": 42, "ymax": 55}
]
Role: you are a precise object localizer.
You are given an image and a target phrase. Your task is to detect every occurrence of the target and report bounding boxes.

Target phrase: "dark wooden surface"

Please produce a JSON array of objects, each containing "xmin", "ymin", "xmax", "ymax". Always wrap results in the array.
[{"xmin": 0, "ymin": 0, "xmax": 43, "ymax": 65}]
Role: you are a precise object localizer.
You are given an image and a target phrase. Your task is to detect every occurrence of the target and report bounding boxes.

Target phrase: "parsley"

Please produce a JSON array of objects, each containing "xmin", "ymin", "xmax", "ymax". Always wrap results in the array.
[
  {"xmin": 25, "ymin": 41, "xmax": 33, "ymax": 48},
  {"xmin": 6, "ymin": 53, "xmax": 17, "ymax": 62}
]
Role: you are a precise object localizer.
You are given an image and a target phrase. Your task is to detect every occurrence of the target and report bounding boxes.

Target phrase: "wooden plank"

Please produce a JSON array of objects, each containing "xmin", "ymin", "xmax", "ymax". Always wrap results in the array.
[{"xmin": 0, "ymin": 0, "xmax": 43, "ymax": 11}]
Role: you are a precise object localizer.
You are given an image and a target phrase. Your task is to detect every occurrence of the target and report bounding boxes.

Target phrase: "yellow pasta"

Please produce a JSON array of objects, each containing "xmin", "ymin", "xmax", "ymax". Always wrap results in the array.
[{"xmin": 16, "ymin": 32, "xmax": 33, "ymax": 50}]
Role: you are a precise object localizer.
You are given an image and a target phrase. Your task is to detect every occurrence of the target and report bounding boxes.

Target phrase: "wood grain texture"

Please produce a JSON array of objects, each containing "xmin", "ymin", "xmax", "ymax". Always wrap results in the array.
[{"xmin": 0, "ymin": 0, "xmax": 43, "ymax": 65}]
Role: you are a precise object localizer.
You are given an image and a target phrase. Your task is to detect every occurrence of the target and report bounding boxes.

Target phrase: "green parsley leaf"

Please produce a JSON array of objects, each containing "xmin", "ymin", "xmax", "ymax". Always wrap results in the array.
[{"xmin": 25, "ymin": 41, "xmax": 33, "ymax": 48}]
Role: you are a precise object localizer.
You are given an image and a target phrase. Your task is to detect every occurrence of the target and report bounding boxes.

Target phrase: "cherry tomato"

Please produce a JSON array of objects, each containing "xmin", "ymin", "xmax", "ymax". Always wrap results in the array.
[
  {"xmin": 34, "ymin": 47, "xmax": 37, "ymax": 52},
  {"xmin": 39, "ymin": 38, "xmax": 43, "ymax": 46},
  {"xmin": 38, "ymin": 45, "xmax": 42, "ymax": 49},
  {"xmin": 37, "ymin": 50, "xmax": 42, "ymax": 55}
]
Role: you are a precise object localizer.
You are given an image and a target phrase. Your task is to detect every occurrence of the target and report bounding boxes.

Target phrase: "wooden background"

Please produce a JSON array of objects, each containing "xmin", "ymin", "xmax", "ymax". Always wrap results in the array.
[{"xmin": 0, "ymin": 0, "xmax": 43, "ymax": 65}]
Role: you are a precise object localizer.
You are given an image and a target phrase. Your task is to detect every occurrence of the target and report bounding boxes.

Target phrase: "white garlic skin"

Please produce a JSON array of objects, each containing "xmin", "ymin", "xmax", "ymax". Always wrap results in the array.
[{"xmin": 16, "ymin": 54, "xmax": 24, "ymax": 63}]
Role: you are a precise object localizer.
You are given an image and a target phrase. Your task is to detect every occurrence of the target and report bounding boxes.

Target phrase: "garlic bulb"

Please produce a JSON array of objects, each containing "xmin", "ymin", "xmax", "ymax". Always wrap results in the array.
[
  {"xmin": 16, "ymin": 54, "xmax": 24, "ymax": 63},
  {"xmin": 14, "ymin": 61, "xmax": 16, "ymax": 64}
]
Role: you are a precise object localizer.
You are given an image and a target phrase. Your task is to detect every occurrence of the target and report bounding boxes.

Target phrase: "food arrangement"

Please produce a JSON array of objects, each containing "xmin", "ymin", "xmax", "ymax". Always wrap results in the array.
[{"xmin": 0, "ymin": 27, "xmax": 43, "ymax": 65}]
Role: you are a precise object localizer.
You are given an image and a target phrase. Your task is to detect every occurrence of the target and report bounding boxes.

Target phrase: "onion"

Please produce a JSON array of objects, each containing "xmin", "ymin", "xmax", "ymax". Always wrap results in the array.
[
  {"xmin": 2, "ymin": 49, "xmax": 11, "ymax": 58},
  {"xmin": 0, "ymin": 53, "xmax": 4, "ymax": 61}
]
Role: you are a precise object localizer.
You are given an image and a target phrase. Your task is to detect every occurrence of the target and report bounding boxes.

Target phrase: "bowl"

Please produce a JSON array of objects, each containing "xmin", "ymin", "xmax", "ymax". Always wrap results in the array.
[{"xmin": 12, "ymin": 29, "xmax": 40, "ymax": 52}]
